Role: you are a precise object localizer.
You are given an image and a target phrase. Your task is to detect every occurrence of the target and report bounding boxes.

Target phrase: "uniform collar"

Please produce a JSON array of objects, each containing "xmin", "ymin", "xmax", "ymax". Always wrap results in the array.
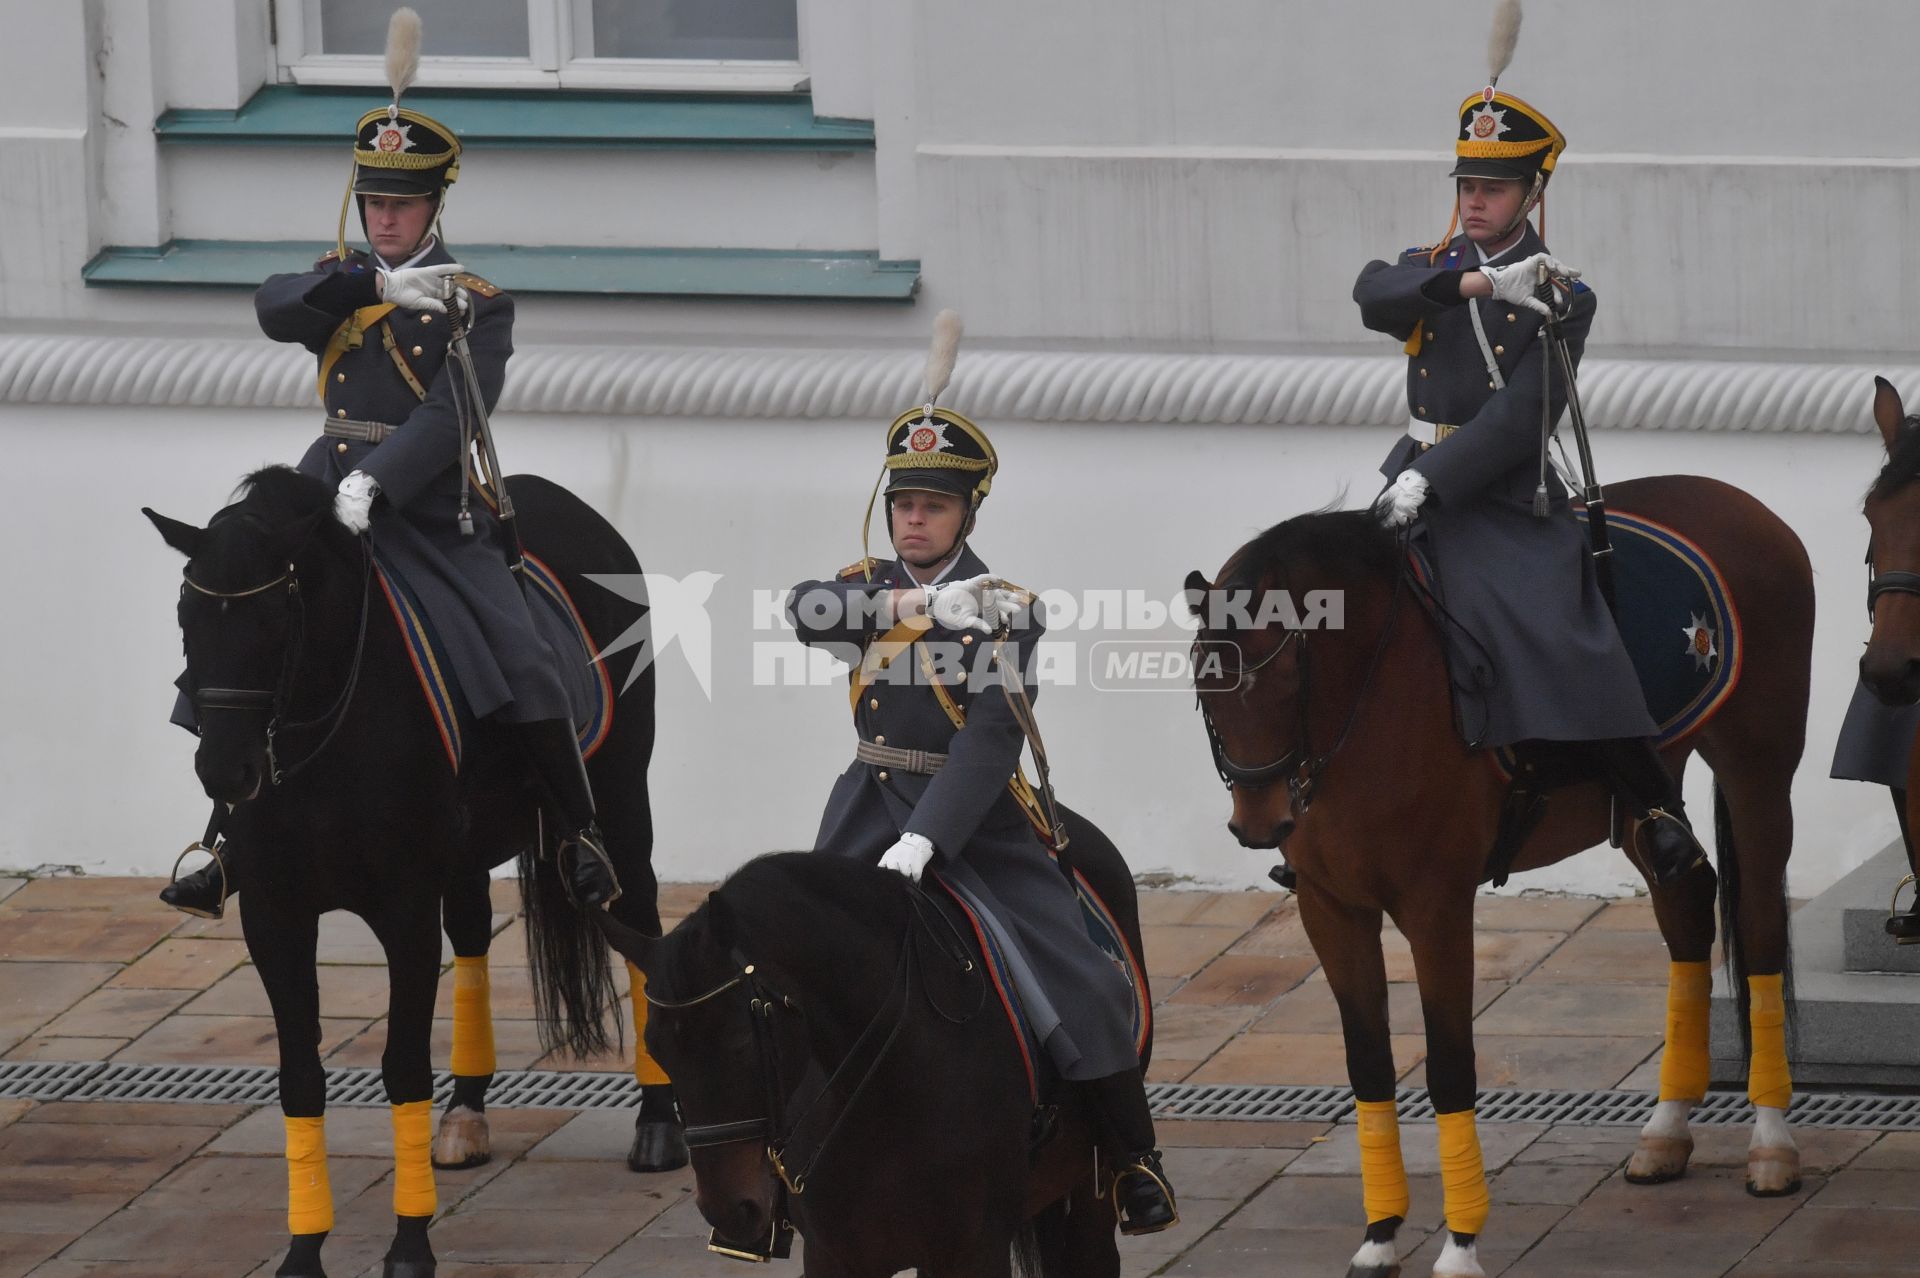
[
  {"xmin": 897, "ymin": 544, "xmax": 987, "ymax": 587},
  {"xmin": 1471, "ymin": 221, "xmax": 1544, "ymax": 267},
  {"xmin": 374, "ymin": 236, "xmax": 450, "ymax": 273}
]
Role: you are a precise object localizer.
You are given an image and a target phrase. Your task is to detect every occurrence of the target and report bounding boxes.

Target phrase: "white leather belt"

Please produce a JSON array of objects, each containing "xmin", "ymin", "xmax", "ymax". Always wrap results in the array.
[{"xmin": 1406, "ymin": 418, "xmax": 1458, "ymax": 446}]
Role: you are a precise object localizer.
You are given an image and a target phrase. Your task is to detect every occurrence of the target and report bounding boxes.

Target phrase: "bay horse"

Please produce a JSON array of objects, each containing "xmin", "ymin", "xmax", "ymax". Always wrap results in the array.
[
  {"xmin": 144, "ymin": 466, "xmax": 684, "ymax": 1278},
  {"xmin": 1857, "ymin": 376, "xmax": 1920, "ymax": 930},
  {"xmin": 600, "ymin": 814, "xmax": 1147, "ymax": 1278},
  {"xmin": 1186, "ymin": 475, "xmax": 1811, "ymax": 1278}
]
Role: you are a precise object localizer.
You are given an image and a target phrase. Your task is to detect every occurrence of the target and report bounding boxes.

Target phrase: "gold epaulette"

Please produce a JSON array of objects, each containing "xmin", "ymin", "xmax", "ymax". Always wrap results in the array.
[
  {"xmin": 837, "ymin": 557, "xmax": 882, "ymax": 581},
  {"xmin": 453, "ymin": 272, "xmax": 501, "ymax": 298}
]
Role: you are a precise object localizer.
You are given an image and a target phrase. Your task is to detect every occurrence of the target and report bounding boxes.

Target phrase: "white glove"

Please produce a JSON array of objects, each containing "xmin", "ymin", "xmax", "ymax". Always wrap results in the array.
[
  {"xmin": 925, "ymin": 574, "xmax": 996, "ymax": 634},
  {"xmin": 1374, "ymin": 469, "xmax": 1429, "ymax": 528},
  {"xmin": 380, "ymin": 262, "xmax": 464, "ymax": 314},
  {"xmin": 878, "ymin": 832, "xmax": 937, "ymax": 882},
  {"xmin": 1481, "ymin": 251, "xmax": 1580, "ymax": 318},
  {"xmin": 335, "ymin": 470, "xmax": 381, "ymax": 534}
]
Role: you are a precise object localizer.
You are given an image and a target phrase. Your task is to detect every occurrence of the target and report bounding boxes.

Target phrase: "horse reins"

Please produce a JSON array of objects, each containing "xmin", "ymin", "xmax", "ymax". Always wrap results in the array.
[
  {"xmin": 645, "ymin": 886, "xmax": 981, "ymax": 1202},
  {"xmin": 183, "ymin": 537, "xmax": 376, "ymax": 786},
  {"xmin": 1195, "ymin": 567, "xmax": 1407, "ymax": 812}
]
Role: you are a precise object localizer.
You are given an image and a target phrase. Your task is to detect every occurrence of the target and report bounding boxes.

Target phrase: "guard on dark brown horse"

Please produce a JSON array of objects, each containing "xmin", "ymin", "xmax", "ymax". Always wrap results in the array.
[
  {"xmin": 1838, "ymin": 375, "xmax": 1920, "ymax": 939},
  {"xmin": 1186, "ymin": 9, "xmax": 1812, "ymax": 1275},
  {"xmin": 782, "ymin": 311, "xmax": 1175, "ymax": 1236}
]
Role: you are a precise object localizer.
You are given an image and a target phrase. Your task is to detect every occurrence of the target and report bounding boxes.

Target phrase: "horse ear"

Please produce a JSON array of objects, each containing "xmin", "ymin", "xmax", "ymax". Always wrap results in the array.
[
  {"xmin": 1874, "ymin": 376, "xmax": 1907, "ymax": 452},
  {"xmin": 143, "ymin": 507, "xmax": 205, "ymax": 559},
  {"xmin": 1183, "ymin": 570, "xmax": 1212, "ymax": 620}
]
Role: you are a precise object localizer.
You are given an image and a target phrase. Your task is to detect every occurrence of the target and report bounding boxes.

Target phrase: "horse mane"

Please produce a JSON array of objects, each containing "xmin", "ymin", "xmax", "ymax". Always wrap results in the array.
[
  {"xmin": 224, "ymin": 465, "xmax": 334, "ymax": 525},
  {"xmin": 652, "ymin": 852, "xmax": 911, "ymax": 1001},
  {"xmin": 1220, "ymin": 507, "xmax": 1401, "ymax": 596},
  {"xmin": 1871, "ymin": 417, "xmax": 1920, "ymax": 501}
]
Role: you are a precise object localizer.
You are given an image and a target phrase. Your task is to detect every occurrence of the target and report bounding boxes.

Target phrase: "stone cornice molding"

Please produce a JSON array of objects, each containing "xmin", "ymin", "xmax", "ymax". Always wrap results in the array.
[{"xmin": 0, "ymin": 334, "xmax": 1892, "ymax": 433}]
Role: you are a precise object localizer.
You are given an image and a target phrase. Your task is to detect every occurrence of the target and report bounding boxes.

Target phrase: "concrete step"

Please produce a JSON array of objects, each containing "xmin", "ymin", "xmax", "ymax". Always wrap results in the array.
[{"xmin": 1711, "ymin": 842, "xmax": 1920, "ymax": 1088}]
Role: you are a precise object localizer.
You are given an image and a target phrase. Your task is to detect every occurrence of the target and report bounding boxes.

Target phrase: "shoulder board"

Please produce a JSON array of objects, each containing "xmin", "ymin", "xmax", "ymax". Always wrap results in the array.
[
  {"xmin": 837, "ymin": 557, "xmax": 881, "ymax": 581},
  {"xmin": 312, "ymin": 248, "xmax": 368, "ymax": 270},
  {"xmin": 1571, "ymin": 279, "xmax": 1592, "ymax": 295},
  {"xmin": 453, "ymin": 272, "xmax": 501, "ymax": 299}
]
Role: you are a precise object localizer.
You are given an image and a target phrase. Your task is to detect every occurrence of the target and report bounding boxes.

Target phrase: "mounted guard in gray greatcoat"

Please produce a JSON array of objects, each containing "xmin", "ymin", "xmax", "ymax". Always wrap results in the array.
[
  {"xmin": 784, "ymin": 313, "xmax": 1178, "ymax": 1236},
  {"xmin": 1350, "ymin": 55, "xmax": 1706, "ymax": 885},
  {"xmin": 164, "ymin": 24, "xmax": 619, "ymax": 915}
]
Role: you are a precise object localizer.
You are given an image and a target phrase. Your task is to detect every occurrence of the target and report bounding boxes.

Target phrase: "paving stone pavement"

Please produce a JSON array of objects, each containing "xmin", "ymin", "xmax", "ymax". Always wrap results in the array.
[{"xmin": 3, "ymin": 877, "xmax": 1919, "ymax": 1276}]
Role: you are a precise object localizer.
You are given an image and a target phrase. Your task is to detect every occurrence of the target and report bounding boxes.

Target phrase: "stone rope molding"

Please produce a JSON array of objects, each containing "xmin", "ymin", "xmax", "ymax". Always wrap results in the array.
[{"xmin": 0, "ymin": 333, "xmax": 1900, "ymax": 433}]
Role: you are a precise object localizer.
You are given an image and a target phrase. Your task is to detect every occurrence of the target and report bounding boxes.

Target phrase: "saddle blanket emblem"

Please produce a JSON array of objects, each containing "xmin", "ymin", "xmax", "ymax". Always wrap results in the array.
[
  {"xmin": 375, "ymin": 552, "xmax": 615, "ymax": 773},
  {"xmin": 1576, "ymin": 508, "xmax": 1741, "ymax": 746},
  {"xmin": 932, "ymin": 870, "xmax": 1152, "ymax": 1104}
]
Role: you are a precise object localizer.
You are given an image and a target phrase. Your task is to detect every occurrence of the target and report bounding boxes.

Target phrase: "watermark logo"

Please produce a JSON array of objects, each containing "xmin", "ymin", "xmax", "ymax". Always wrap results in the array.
[{"xmin": 585, "ymin": 571, "xmax": 723, "ymax": 699}]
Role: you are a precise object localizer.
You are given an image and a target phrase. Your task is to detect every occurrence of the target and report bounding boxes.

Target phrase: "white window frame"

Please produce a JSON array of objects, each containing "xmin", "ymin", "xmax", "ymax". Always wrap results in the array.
[{"xmin": 272, "ymin": 0, "xmax": 809, "ymax": 93}]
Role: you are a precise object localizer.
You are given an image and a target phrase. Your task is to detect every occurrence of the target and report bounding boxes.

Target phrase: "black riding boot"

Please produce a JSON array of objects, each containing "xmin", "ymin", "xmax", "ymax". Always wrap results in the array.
[
  {"xmin": 160, "ymin": 843, "xmax": 243, "ymax": 919},
  {"xmin": 1592, "ymin": 738, "xmax": 1708, "ymax": 884},
  {"xmin": 1888, "ymin": 787, "xmax": 1920, "ymax": 942},
  {"xmin": 514, "ymin": 719, "xmax": 621, "ymax": 910},
  {"xmin": 1088, "ymin": 1067, "xmax": 1178, "ymax": 1236}
]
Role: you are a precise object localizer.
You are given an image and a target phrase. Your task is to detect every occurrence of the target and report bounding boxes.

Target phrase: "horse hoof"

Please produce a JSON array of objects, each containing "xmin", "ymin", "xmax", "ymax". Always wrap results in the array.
[
  {"xmin": 1433, "ymin": 1235, "xmax": 1486, "ymax": 1278},
  {"xmin": 1343, "ymin": 1264, "xmax": 1399, "ymax": 1278},
  {"xmin": 430, "ymin": 1104, "xmax": 491, "ymax": 1170},
  {"xmin": 382, "ymin": 1262, "xmax": 434, "ymax": 1278},
  {"xmin": 1746, "ymin": 1146, "xmax": 1802, "ymax": 1197},
  {"xmin": 628, "ymin": 1117, "xmax": 690, "ymax": 1173},
  {"xmin": 1625, "ymin": 1134, "xmax": 1694, "ymax": 1184}
]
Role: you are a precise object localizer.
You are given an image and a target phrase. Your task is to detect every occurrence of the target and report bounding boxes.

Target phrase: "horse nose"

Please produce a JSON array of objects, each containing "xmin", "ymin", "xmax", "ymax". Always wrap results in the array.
[
  {"xmin": 1228, "ymin": 818, "xmax": 1290, "ymax": 850},
  {"xmin": 1861, "ymin": 649, "xmax": 1920, "ymax": 707},
  {"xmin": 195, "ymin": 752, "xmax": 260, "ymax": 805}
]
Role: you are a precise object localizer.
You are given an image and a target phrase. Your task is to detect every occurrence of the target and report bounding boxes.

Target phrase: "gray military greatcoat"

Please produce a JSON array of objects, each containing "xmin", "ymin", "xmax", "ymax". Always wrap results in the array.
[
  {"xmin": 786, "ymin": 547, "xmax": 1140, "ymax": 1082},
  {"xmin": 1353, "ymin": 225, "xmax": 1656, "ymax": 749},
  {"xmin": 254, "ymin": 241, "xmax": 569, "ymax": 726}
]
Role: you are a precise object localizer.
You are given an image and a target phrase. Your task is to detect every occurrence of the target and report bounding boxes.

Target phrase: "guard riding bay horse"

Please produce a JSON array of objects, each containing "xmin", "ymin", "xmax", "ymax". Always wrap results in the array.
[
  {"xmin": 601, "ymin": 818, "xmax": 1147, "ymax": 1278},
  {"xmin": 1859, "ymin": 377, "xmax": 1920, "ymax": 917},
  {"xmin": 145, "ymin": 466, "xmax": 683, "ymax": 1278},
  {"xmin": 1187, "ymin": 475, "xmax": 1812, "ymax": 1278}
]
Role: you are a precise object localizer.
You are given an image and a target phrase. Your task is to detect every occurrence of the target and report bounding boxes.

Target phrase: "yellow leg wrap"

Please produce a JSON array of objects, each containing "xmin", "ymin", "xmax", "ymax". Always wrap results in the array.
[
  {"xmin": 1657, "ymin": 960, "xmax": 1713, "ymax": 1102},
  {"xmin": 1355, "ymin": 1099, "xmax": 1410, "ymax": 1224},
  {"xmin": 1747, "ymin": 972, "xmax": 1792, "ymax": 1110},
  {"xmin": 629, "ymin": 962, "xmax": 670, "ymax": 1087},
  {"xmin": 1435, "ymin": 1108, "xmax": 1490, "ymax": 1237},
  {"xmin": 284, "ymin": 1115, "xmax": 334, "ymax": 1236},
  {"xmin": 449, "ymin": 955, "xmax": 496, "ymax": 1078},
  {"xmin": 390, "ymin": 1100, "xmax": 437, "ymax": 1218}
]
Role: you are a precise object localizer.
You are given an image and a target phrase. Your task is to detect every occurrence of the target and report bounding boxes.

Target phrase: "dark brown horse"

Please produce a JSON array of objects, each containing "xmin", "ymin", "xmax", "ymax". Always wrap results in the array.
[
  {"xmin": 600, "ymin": 818, "xmax": 1145, "ymax": 1278},
  {"xmin": 1859, "ymin": 377, "xmax": 1920, "ymax": 931},
  {"xmin": 1187, "ymin": 475, "xmax": 1812, "ymax": 1278}
]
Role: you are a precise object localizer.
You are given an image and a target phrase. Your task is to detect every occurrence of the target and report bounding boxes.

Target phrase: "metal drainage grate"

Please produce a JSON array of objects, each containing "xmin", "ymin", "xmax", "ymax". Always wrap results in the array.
[{"xmin": 9, "ymin": 1063, "xmax": 1920, "ymax": 1132}]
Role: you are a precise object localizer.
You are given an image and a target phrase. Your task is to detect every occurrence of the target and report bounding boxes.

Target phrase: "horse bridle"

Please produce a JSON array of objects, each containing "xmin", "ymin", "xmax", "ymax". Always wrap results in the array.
[
  {"xmin": 643, "ymin": 891, "xmax": 980, "ymax": 1262},
  {"xmin": 182, "ymin": 538, "xmax": 375, "ymax": 786},
  {"xmin": 1193, "ymin": 568, "xmax": 1406, "ymax": 812},
  {"xmin": 1867, "ymin": 538, "xmax": 1920, "ymax": 621}
]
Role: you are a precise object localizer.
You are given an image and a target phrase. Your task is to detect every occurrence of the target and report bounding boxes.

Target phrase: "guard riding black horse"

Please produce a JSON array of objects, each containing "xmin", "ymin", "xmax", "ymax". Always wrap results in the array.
[
  {"xmin": 603, "ymin": 817, "xmax": 1148, "ymax": 1278},
  {"xmin": 145, "ymin": 466, "xmax": 682, "ymax": 1278}
]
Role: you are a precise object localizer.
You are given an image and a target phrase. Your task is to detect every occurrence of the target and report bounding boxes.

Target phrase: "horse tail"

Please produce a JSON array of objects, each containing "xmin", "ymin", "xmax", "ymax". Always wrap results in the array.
[
  {"xmin": 1010, "ymin": 1217, "xmax": 1044, "ymax": 1278},
  {"xmin": 1712, "ymin": 780, "xmax": 1798, "ymax": 1069},
  {"xmin": 519, "ymin": 841, "xmax": 622, "ymax": 1059}
]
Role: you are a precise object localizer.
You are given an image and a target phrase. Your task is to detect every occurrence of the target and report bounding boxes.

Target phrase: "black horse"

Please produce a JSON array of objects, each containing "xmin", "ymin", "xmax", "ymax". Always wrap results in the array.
[
  {"xmin": 145, "ymin": 466, "xmax": 683, "ymax": 1278},
  {"xmin": 605, "ymin": 815, "xmax": 1149, "ymax": 1278}
]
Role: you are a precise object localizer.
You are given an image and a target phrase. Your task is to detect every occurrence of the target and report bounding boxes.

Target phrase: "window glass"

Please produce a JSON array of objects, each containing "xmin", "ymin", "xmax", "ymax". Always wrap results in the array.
[
  {"xmin": 588, "ymin": 0, "xmax": 799, "ymax": 60},
  {"xmin": 319, "ymin": 0, "xmax": 531, "ymax": 57}
]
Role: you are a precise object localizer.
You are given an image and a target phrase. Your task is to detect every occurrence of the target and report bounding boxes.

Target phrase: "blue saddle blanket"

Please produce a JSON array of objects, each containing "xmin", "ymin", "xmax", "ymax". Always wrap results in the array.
[{"xmin": 377, "ymin": 551, "xmax": 613, "ymax": 772}]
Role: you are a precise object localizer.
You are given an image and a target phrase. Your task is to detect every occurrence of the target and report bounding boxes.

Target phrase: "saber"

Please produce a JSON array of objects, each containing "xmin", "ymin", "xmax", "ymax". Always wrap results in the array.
[
  {"xmin": 1531, "ymin": 264, "xmax": 1618, "ymax": 615},
  {"xmin": 446, "ymin": 295, "xmax": 523, "ymax": 572}
]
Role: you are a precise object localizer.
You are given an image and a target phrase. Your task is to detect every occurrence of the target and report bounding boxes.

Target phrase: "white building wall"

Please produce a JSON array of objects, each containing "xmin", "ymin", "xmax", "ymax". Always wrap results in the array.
[{"xmin": 0, "ymin": 0, "xmax": 1907, "ymax": 894}]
